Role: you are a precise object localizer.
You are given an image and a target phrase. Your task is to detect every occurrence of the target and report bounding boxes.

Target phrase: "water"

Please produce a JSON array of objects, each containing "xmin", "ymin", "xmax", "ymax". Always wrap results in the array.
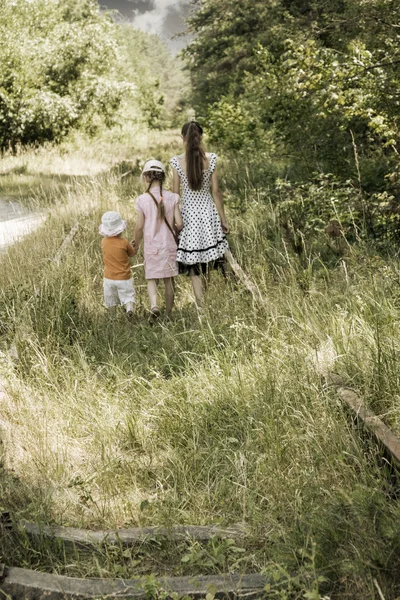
[{"xmin": 0, "ymin": 198, "xmax": 45, "ymax": 250}]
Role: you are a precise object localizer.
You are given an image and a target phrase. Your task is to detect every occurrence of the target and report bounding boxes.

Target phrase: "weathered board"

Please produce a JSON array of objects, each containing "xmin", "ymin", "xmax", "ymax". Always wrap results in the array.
[
  {"xmin": 0, "ymin": 565, "xmax": 268, "ymax": 599},
  {"xmin": 328, "ymin": 372, "xmax": 400, "ymax": 465},
  {"xmin": 22, "ymin": 522, "xmax": 247, "ymax": 547},
  {"xmin": 224, "ymin": 251, "xmax": 268, "ymax": 307},
  {"xmin": 337, "ymin": 386, "xmax": 400, "ymax": 464},
  {"xmin": 53, "ymin": 209, "xmax": 93, "ymax": 266}
]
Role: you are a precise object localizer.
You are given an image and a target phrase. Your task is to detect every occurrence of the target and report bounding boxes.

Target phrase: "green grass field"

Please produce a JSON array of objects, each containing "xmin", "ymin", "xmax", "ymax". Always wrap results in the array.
[{"xmin": 1, "ymin": 129, "xmax": 400, "ymax": 599}]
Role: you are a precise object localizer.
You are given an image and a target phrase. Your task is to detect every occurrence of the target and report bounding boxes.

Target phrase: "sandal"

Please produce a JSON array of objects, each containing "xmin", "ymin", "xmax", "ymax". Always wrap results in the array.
[{"xmin": 149, "ymin": 306, "xmax": 161, "ymax": 324}]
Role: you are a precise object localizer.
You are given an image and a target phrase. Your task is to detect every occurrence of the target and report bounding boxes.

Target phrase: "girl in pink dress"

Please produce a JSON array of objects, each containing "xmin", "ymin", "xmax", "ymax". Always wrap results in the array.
[{"xmin": 134, "ymin": 160, "xmax": 183, "ymax": 320}]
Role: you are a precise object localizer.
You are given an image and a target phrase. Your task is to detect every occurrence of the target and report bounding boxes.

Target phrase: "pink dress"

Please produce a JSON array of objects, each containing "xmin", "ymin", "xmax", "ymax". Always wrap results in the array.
[{"xmin": 136, "ymin": 188, "xmax": 179, "ymax": 280}]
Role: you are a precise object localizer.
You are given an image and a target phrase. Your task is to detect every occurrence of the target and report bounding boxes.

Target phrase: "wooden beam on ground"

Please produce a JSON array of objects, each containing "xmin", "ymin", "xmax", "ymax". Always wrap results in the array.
[
  {"xmin": 336, "ymin": 386, "xmax": 400, "ymax": 464},
  {"xmin": 224, "ymin": 251, "xmax": 268, "ymax": 307},
  {"xmin": 328, "ymin": 373, "xmax": 400, "ymax": 465},
  {"xmin": 120, "ymin": 169, "xmax": 133, "ymax": 179},
  {"xmin": 22, "ymin": 522, "xmax": 247, "ymax": 547},
  {"xmin": 0, "ymin": 566, "xmax": 268, "ymax": 599},
  {"xmin": 53, "ymin": 210, "xmax": 92, "ymax": 266},
  {"xmin": 52, "ymin": 222, "xmax": 80, "ymax": 265}
]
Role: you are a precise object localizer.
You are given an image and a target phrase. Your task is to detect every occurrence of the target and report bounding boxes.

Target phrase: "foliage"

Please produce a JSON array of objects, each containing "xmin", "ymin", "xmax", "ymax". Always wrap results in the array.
[
  {"xmin": 180, "ymin": 538, "xmax": 246, "ymax": 573},
  {"xmin": 115, "ymin": 26, "xmax": 190, "ymax": 129},
  {"xmin": 242, "ymin": 39, "xmax": 399, "ymax": 181},
  {"xmin": 185, "ymin": 0, "xmax": 400, "ymax": 239},
  {"xmin": 269, "ymin": 174, "xmax": 400, "ymax": 256},
  {"xmin": 184, "ymin": 0, "xmax": 287, "ymax": 112},
  {"xmin": 0, "ymin": 0, "xmax": 131, "ymax": 149},
  {"xmin": 0, "ymin": 0, "xmax": 189, "ymax": 147}
]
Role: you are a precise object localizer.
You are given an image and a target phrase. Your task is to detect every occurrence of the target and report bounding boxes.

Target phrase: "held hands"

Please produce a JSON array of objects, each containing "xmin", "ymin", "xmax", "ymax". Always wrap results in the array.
[{"xmin": 130, "ymin": 240, "xmax": 138, "ymax": 255}]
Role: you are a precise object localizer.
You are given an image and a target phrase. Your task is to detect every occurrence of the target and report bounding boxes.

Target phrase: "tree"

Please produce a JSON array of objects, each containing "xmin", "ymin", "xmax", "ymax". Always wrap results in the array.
[
  {"xmin": 0, "ymin": 0, "xmax": 130, "ymax": 148},
  {"xmin": 115, "ymin": 25, "xmax": 190, "ymax": 129},
  {"xmin": 185, "ymin": 0, "xmax": 400, "ymax": 186}
]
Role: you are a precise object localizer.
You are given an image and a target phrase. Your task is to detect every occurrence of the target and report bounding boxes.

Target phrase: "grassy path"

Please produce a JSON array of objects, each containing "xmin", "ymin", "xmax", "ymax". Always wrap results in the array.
[{"xmin": 1, "ymin": 131, "xmax": 400, "ymax": 598}]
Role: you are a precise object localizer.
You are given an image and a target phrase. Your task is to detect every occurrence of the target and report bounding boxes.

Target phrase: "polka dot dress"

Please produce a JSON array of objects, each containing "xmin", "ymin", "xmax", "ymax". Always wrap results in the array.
[{"xmin": 169, "ymin": 153, "xmax": 229, "ymax": 271}]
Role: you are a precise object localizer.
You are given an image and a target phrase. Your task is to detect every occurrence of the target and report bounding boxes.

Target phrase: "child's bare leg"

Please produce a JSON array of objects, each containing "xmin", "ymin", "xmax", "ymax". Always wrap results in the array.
[
  {"xmin": 189, "ymin": 269, "xmax": 204, "ymax": 306},
  {"xmin": 164, "ymin": 277, "xmax": 175, "ymax": 315},
  {"xmin": 125, "ymin": 301, "xmax": 134, "ymax": 314},
  {"xmin": 147, "ymin": 279, "xmax": 158, "ymax": 309}
]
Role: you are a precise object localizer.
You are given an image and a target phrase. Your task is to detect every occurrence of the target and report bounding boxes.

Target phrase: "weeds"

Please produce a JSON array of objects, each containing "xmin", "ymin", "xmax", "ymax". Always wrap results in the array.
[{"xmin": 0, "ymin": 131, "xmax": 400, "ymax": 598}]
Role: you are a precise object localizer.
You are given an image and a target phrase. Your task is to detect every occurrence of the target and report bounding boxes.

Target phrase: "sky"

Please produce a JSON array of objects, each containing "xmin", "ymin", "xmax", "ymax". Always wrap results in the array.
[{"xmin": 98, "ymin": 0, "xmax": 192, "ymax": 53}]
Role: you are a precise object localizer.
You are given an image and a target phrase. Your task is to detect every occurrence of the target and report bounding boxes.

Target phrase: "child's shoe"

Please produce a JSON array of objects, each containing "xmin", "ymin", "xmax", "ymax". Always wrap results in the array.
[{"xmin": 149, "ymin": 306, "xmax": 160, "ymax": 324}]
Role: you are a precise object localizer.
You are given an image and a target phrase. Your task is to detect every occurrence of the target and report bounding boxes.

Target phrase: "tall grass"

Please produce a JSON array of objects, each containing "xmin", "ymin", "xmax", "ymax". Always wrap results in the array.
[{"xmin": 0, "ymin": 133, "xmax": 400, "ymax": 598}]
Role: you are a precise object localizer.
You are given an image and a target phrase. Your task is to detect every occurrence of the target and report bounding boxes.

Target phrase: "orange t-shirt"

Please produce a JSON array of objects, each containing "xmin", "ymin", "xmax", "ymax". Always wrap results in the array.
[{"xmin": 101, "ymin": 237, "xmax": 135, "ymax": 280}]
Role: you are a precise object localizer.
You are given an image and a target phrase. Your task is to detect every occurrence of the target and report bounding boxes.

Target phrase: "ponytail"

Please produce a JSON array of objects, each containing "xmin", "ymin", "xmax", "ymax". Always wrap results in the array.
[
  {"xmin": 146, "ymin": 170, "xmax": 166, "ymax": 219},
  {"xmin": 182, "ymin": 121, "xmax": 205, "ymax": 191}
]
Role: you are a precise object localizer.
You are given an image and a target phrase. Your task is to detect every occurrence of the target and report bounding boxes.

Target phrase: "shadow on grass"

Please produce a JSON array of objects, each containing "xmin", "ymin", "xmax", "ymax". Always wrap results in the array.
[
  {"xmin": 0, "ymin": 461, "xmax": 56, "ymax": 545},
  {"xmin": 59, "ymin": 302, "xmax": 212, "ymax": 380},
  {"xmin": 9, "ymin": 275, "xmax": 243, "ymax": 385}
]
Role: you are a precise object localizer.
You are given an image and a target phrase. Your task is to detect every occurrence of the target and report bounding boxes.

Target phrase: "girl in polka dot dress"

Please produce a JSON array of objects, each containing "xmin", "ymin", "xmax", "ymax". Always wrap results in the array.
[{"xmin": 170, "ymin": 121, "xmax": 229, "ymax": 305}]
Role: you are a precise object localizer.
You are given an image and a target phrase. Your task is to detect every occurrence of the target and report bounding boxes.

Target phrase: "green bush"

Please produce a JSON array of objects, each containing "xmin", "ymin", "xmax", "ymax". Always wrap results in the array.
[
  {"xmin": 0, "ymin": 0, "xmax": 131, "ymax": 148},
  {"xmin": 185, "ymin": 0, "xmax": 400, "ymax": 241}
]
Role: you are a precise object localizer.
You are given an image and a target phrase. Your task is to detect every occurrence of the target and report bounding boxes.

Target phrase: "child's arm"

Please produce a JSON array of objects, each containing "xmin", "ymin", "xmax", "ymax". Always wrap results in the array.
[
  {"xmin": 172, "ymin": 168, "xmax": 180, "ymax": 195},
  {"xmin": 134, "ymin": 210, "xmax": 145, "ymax": 249},
  {"xmin": 174, "ymin": 203, "xmax": 183, "ymax": 232},
  {"xmin": 127, "ymin": 241, "xmax": 136, "ymax": 257},
  {"xmin": 211, "ymin": 168, "xmax": 229, "ymax": 233}
]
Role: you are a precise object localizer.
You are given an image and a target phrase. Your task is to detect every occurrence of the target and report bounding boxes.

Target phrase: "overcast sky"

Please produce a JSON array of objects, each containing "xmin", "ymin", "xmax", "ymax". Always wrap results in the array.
[{"xmin": 98, "ymin": 0, "xmax": 192, "ymax": 53}]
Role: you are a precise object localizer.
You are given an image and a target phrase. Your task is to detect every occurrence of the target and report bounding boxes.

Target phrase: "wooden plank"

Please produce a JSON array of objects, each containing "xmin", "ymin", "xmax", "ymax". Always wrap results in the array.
[
  {"xmin": 52, "ymin": 221, "xmax": 80, "ymax": 265},
  {"xmin": 0, "ymin": 566, "xmax": 268, "ymax": 599},
  {"xmin": 337, "ymin": 386, "xmax": 400, "ymax": 464},
  {"xmin": 224, "ymin": 251, "xmax": 268, "ymax": 307},
  {"xmin": 52, "ymin": 209, "xmax": 93, "ymax": 266},
  {"xmin": 22, "ymin": 522, "xmax": 247, "ymax": 547}
]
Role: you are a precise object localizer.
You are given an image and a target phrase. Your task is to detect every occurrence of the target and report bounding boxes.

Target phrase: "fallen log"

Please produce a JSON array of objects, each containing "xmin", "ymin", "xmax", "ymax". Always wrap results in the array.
[{"xmin": 337, "ymin": 386, "xmax": 400, "ymax": 464}]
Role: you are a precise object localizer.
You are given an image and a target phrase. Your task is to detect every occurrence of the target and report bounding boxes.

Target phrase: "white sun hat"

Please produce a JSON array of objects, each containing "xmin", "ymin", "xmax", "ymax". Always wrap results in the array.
[
  {"xmin": 142, "ymin": 159, "xmax": 165, "ymax": 174},
  {"xmin": 99, "ymin": 211, "xmax": 127, "ymax": 237}
]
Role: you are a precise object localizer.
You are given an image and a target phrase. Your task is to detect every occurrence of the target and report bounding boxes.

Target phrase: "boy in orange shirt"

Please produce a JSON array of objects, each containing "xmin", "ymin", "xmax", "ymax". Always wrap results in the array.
[{"xmin": 99, "ymin": 211, "xmax": 136, "ymax": 318}]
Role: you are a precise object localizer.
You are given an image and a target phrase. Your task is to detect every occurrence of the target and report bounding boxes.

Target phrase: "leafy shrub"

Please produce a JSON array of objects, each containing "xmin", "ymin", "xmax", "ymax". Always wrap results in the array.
[
  {"xmin": 0, "ymin": 0, "xmax": 131, "ymax": 148},
  {"xmin": 186, "ymin": 0, "xmax": 400, "ymax": 243}
]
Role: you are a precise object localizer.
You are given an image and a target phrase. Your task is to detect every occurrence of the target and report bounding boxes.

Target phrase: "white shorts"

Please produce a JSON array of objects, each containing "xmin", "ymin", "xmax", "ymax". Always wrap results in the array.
[{"xmin": 103, "ymin": 278, "xmax": 135, "ymax": 308}]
